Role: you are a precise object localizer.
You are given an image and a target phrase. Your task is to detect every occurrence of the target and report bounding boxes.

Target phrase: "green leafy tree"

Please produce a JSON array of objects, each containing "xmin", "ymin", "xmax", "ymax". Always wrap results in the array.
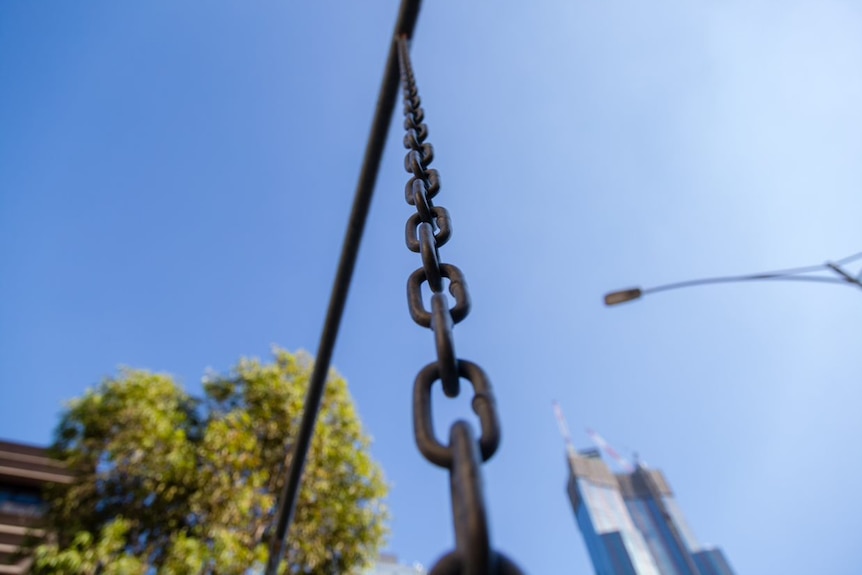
[{"xmin": 34, "ymin": 349, "xmax": 388, "ymax": 574}]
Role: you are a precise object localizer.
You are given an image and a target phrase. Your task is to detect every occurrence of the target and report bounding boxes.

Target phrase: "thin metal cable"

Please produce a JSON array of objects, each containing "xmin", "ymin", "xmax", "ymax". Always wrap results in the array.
[{"xmin": 263, "ymin": 2, "xmax": 423, "ymax": 573}]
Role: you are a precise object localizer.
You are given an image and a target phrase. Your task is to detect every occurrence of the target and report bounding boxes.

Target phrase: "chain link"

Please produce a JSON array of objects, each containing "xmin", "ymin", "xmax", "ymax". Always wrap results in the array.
[{"xmin": 396, "ymin": 35, "xmax": 525, "ymax": 575}]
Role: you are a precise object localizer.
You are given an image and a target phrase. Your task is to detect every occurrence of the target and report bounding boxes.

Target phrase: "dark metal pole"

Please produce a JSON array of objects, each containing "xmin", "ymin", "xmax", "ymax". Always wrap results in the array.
[{"xmin": 264, "ymin": 2, "xmax": 423, "ymax": 573}]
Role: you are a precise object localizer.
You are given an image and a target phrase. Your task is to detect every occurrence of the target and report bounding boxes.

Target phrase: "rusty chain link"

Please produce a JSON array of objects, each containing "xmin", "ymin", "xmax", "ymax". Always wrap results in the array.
[{"xmin": 397, "ymin": 35, "xmax": 525, "ymax": 575}]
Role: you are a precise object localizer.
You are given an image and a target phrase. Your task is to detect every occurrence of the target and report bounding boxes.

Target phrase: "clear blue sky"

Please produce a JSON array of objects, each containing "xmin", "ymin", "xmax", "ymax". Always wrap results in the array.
[{"xmin": 2, "ymin": 1, "xmax": 861, "ymax": 573}]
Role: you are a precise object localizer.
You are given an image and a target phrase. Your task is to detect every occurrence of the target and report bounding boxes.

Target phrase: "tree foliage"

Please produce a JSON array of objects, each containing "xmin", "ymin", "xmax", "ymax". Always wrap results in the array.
[{"xmin": 35, "ymin": 349, "xmax": 388, "ymax": 574}]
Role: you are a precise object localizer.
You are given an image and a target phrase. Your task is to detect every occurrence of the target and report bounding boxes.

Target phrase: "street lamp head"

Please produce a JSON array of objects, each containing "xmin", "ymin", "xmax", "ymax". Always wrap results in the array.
[{"xmin": 604, "ymin": 287, "xmax": 643, "ymax": 306}]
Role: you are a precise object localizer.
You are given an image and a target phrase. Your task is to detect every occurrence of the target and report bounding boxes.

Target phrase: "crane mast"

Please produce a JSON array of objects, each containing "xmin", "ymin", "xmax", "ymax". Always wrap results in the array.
[{"xmin": 551, "ymin": 401, "xmax": 577, "ymax": 459}]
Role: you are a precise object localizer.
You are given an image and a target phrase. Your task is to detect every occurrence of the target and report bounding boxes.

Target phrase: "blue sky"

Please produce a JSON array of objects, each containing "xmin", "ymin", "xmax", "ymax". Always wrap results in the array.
[{"xmin": 1, "ymin": 1, "xmax": 861, "ymax": 573}]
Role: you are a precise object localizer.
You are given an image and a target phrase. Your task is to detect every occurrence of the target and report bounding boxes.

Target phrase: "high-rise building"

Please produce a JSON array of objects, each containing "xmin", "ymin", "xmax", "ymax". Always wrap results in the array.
[
  {"xmin": 566, "ymin": 446, "xmax": 735, "ymax": 575},
  {"xmin": 0, "ymin": 439, "xmax": 74, "ymax": 575}
]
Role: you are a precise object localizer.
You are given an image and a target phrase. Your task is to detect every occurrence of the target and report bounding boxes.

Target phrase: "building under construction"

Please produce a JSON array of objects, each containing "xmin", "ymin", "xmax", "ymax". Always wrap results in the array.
[{"xmin": 554, "ymin": 404, "xmax": 735, "ymax": 575}]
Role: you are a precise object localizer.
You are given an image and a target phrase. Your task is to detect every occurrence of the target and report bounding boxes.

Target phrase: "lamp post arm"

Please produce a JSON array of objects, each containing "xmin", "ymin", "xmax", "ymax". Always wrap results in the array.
[
  {"xmin": 642, "ymin": 272, "xmax": 851, "ymax": 296},
  {"xmin": 826, "ymin": 262, "xmax": 862, "ymax": 287},
  {"xmin": 604, "ymin": 252, "xmax": 862, "ymax": 306},
  {"xmin": 834, "ymin": 250, "xmax": 862, "ymax": 267},
  {"xmin": 605, "ymin": 267, "xmax": 854, "ymax": 306}
]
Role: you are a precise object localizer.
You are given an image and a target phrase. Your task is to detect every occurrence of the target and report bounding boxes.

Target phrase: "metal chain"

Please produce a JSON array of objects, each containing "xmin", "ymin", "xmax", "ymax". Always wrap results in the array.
[{"xmin": 396, "ymin": 35, "xmax": 525, "ymax": 575}]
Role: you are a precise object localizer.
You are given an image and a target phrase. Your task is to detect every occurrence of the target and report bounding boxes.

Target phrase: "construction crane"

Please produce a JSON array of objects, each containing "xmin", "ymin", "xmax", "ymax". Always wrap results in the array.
[
  {"xmin": 551, "ymin": 400, "xmax": 577, "ymax": 459},
  {"xmin": 552, "ymin": 401, "xmax": 637, "ymax": 472},
  {"xmin": 586, "ymin": 427, "xmax": 635, "ymax": 472}
]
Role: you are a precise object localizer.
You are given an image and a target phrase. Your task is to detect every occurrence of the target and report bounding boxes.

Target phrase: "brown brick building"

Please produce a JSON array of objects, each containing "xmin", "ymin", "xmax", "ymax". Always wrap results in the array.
[{"xmin": 0, "ymin": 440, "xmax": 74, "ymax": 575}]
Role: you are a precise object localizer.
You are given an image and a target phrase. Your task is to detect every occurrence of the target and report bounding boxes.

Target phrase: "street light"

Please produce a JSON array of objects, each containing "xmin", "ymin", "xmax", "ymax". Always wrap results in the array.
[{"xmin": 604, "ymin": 251, "xmax": 862, "ymax": 306}]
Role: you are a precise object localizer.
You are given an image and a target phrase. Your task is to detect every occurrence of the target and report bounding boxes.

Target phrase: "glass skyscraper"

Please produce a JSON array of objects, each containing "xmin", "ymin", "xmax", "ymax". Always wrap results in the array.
[{"xmin": 566, "ymin": 447, "xmax": 735, "ymax": 575}]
